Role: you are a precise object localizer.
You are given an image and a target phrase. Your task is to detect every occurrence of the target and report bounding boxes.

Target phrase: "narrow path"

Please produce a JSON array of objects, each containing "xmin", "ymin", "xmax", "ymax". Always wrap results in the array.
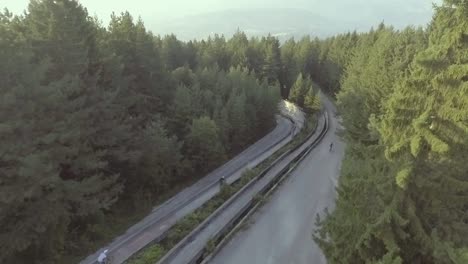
[{"xmin": 210, "ymin": 96, "xmax": 344, "ymax": 264}]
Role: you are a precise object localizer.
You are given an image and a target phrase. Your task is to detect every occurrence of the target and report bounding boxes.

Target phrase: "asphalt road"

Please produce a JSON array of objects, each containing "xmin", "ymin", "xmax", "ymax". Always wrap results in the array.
[
  {"xmin": 81, "ymin": 101, "xmax": 303, "ymax": 264},
  {"xmin": 210, "ymin": 96, "xmax": 344, "ymax": 264}
]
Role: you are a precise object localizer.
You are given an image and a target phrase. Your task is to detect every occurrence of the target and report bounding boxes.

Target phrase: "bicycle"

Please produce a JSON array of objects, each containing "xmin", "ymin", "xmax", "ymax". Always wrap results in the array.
[
  {"xmin": 100, "ymin": 256, "xmax": 112, "ymax": 264},
  {"xmin": 219, "ymin": 176, "xmax": 226, "ymax": 186},
  {"xmin": 97, "ymin": 251, "xmax": 112, "ymax": 264}
]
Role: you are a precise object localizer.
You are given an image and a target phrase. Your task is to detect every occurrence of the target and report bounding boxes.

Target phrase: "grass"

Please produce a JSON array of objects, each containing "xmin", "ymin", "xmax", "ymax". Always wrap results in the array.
[{"xmin": 125, "ymin": 114, "xmax": 318, "ymax": 264}]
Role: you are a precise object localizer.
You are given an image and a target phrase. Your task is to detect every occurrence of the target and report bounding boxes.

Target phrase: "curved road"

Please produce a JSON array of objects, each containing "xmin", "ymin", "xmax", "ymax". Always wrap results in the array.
[
  {"xmin": 81, "ymin": 102, "xmax": 303, "ymax": 264},
  {"xmin": 210, "ymin": 96, "xmax": 344, "ymax": 264}
]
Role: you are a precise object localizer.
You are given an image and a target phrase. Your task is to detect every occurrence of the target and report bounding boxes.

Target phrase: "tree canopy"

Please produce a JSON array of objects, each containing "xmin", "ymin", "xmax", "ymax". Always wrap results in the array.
[
  {"xmin": 0, "ymin": 1, "xmax": 286, "ymax": 263},
  {"xmin": 313, "ymin": 1, "xmax": 468, "ymax": 263}
]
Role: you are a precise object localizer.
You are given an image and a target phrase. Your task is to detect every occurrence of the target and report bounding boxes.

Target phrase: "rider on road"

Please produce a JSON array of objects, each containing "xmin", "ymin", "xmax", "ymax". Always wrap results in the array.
[{"xmin": 97, "ymin": 249, "xmax": 108, "ymax": 264}]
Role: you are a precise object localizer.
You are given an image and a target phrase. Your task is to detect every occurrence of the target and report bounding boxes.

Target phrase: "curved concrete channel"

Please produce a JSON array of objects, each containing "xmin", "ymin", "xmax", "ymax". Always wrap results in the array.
[
  {"xmin": 158, "ymin": 102, "xmax": 330, "ymax": 264},
  {"xmin": 210, "ymin": 95, "xmax": 343, "ymax": 264},
  {"xmin": 80, "ymin": 101, "xmax": 304, "ymax": 264}
]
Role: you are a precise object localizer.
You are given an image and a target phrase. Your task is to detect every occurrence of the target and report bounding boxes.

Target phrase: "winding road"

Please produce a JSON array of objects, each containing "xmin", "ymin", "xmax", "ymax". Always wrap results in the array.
[
  {"xmin": 81, "ymin": 101, "xmax": 304, "ymax": 264},
  {"xmin": 209, "ymin": 96, "xmax": 344, "ymax": 264}
]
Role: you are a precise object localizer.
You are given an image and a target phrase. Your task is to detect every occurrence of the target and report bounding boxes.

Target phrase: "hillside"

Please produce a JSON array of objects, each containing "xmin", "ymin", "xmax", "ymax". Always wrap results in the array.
[
  {"xmin": 150, "ymin": 6, "xmax": 434, "ymax": 41},
  {"xmin": 151, "ymin": 8, "xmax": 359, "ymax": 41}
]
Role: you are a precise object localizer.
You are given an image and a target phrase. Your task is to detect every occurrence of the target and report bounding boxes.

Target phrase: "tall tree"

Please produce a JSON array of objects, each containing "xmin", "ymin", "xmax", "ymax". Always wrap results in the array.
[
  {"xmin": 289, "ymin": 73, "xmax": 311, "ymax": 107},
  {"xmin": 0, "ymin": 72, "xmax": 134, "ymax": 263},
  {"xmin": 262, "ymin": 35, "xmax": 282, "ymax": 86},
  {"xmin": 25, "ymin": 0, "xmax": 97, "ymax": 81},
  {"xmin": 304, "ymin": 85, "xmax": 321, "ymax": 113},
  {"xmin": 185, "ymin": 117, "xmax": 226, "ymax": 174},
  {"xmin": 280, "ymin": 38, "xmax": 299, "ymax": 97},
  {"xmin": 378, "ymin": 0, "xmax": 468, "ymax": 261},
  {"xmin": 315, "ymin": 1, "xmax": 468, "ymax": 264},
  {"xmin": 168, "ymin": 84, "xmax": 194, "ymax": 138},
  {"xmin": 161, "ymin": 34, "xmax": 185, "ymax": 71},
  {"xmin": 0, "ymin": 8, "xmax": 285, "ymax": 262}
]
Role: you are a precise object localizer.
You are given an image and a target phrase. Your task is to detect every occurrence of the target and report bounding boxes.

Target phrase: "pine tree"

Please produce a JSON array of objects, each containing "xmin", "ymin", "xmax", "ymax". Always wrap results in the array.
[
  {"xmin": 0, "ymin": 70, "xmax": 135, "ymax": 262},
  {"xmin": 25, "ymin": 0, "xmax": 97, "ymax": 82},
  {"xmin": 227, "ymin": 92, "xmax": 248, "ymax": 153},
  {"xmin": 185, "ymin": 116, "xmax": 226, "ymax": 174},
  {"xmin": 378, "ymin": 1, "xmax": 468, "ymax": 261},
  {"xmin": 161, "ymin": 34, "xmax": 185, "ymax": 71},
  {"xmin": 289, "ymin": 73, "xmax": 310, "ymax": 107},
  {"xmin": 228, "ymin": 30, "xmax": 249, "ymax": 68},
  {"xmin": 262, "ymin": 35, "xmax": 282, "ymax": 86},
  {"xmin": 133, "ymin": 120, "xmax": 183, "ymax": 199},
  {"xmin": 0, "ymin": 5, "xmax": 293, "ymax": 262},
  {"xmin": 213, "ymin": 96, "xmax": 231, "ymax": 147},
  {"xmin": 169, "ymin": 84, "xmax": 194, "ymax": 139},
  {"xmin": 315, "ymin": 1, "xmax": 468, "ymax": 263},
  {"xmin": 280, "ymin": 38, "xmax": 299, "ymax": 96},
  {"xmin": 304, "ymin": 85, "xmax": 321, "ymax": 113}
]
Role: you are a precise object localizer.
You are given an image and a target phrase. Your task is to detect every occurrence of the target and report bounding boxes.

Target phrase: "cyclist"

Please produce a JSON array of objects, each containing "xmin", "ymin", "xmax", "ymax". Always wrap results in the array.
[
  {"xmin": 97, "ymin": 249, "xmax": 109, "ymax": 264},
  {"xmin": 219, "ymin": 176, "xmax": 226, "ymax": 186},
  {"xmin": 329, "ymin": 142, "xmax": 334, "ymax": 152}
]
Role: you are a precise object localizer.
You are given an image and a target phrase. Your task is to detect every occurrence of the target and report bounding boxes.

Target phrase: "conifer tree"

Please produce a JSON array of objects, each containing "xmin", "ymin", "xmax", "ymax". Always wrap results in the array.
[
  {"xmin": 315, "ymin": 1, "xmax": 467, "ymax": 263},
  {"xmin": 280, "ymin": 38, "xmax": 299, "ymax": 96},
  {"xmin": 289, "ymin": 73, "xmax": 310, "ymax": 107},
  {"xmin": 262, "ymin": 35, "xmax": 282, "ymax": 85},
  {"xmin": 169, "ymin": 84, "xmax": 194, "ymax": 138},
  {"xmin": 378, "ymin": 1, "xmax": 468, "ymax": 261},
  {"xmin": 25, "ymin": 0, "xmax": 97, "ymax": 81},
  {"xmin": 304, "ymin": 86, "xmax": 321, "ymax": 113},
  {"xmin": 185, "ymin": 116, "xmax": 226, "ymax": 174}
]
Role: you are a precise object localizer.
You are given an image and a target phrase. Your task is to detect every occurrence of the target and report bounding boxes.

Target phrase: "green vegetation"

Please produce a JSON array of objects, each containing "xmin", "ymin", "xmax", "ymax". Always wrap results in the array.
[
  {"xmin": 312, "ymin": 1, "xmax": 468, "ymax": 263},
  {"xmin": 1, "ymin": 2, "xmax": 323, "ymax": 262},
  {"xmin": 1, "ymin": 1, "xmax": 332, "ymax": 263},
  {"xmin": 288, "ymin": 73, "xmax": 321, "ymax": 113},
  {"xmin": 126, "ymin": 115, "xmax": 318, "ymax": 263},
  {"xmin": 5, "ymin": 1, "xmax": 462, "ymax": 264}
]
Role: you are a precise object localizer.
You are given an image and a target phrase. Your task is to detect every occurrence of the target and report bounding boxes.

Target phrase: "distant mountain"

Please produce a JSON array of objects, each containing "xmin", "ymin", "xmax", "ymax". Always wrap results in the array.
[
  {"xmin": 149, "ymin": 7, "xmax": 432, "ymax": 41},
  {"xmin": 150, "ymin": 8, "xmax": 364, "ymax": 41}
]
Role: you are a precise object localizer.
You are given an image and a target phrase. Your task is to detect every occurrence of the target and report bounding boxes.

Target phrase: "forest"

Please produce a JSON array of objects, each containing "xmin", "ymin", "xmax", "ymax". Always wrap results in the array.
[
  {"xmin": 314, "ymin": 0, "xmax": 468, "ymax": 263},
  {"xmin": 2, "ymin": 0, "xmax": 466, "ymax": 263},
  {"xmin": 0, "ymin": 0, "xmax": 323, "ymax": 263}
]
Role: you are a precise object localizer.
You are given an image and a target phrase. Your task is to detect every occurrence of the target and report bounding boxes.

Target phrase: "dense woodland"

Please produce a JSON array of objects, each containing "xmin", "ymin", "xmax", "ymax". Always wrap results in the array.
[
  {"xmin": 0, "ymin": 0, "xmax": 326, "ymax": 263},
  {"xmin": 2, "ymin": 0, "xmax": 465, "ymax": 263},
  {"xmin": 314, "ymin": 0, "xmax": 468, "ymax": 263}
]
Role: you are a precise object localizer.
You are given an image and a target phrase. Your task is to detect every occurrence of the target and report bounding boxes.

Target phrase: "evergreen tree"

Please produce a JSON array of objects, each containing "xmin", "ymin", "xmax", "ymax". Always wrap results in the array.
[
  {"xmin": 25, "ymin": 0, "xmax": 97, "ymax": 81},
  {"xmin": 228, "ymin": 30, "xmax": 249, "ymax": 68},
  {"xmin": 227, "ymin": 92, "xmax": 248, "ymax": 153},
  {"xmin": 280, "ymin": 38, "xmax": 299, "ymax": 96},
  {"xmin": 304, "ymin": 85, "xmax": 321, "ymax": 113},
  {"xmin": 0, "ymin": 71, "xmax": 134, "ymax": 263},
  {"xmin": 133, "ymin": 120, "xmax": 182, "ymax": 199},
  {"xmin": 315, "ymin": 1, "xmax": 468, "ymax": 263},
  {"xmin": 172, "ymin": 66, "xmax": 197, "ymax": 87},
  {"xmin": 161, "ymin": 34, "xmax": 185, "ymax": 71},
  {"xmin": 0, "ymin": 7, "xmax": 288, "ymax": 262},
  {"xmin": 289, "ymin": 73, "xmax": 311, "ymax": 107},
  {"xmin": 169, "ymin": 84, "xmax": 194, "ymax": 138},
  {"xmin": 262, "ymin": 35, "xmax": 282, "ymax": 86},
  {"xmin": 185, "ymin": 117, "xmax": 226, "ymax": 174},
  {"xmin": 378, "ymin": 0, "xmax": 468, "ymax": 261},
  {"xmin": 105, "ymin": 12, "xmax": 168, "ymax": 121}
]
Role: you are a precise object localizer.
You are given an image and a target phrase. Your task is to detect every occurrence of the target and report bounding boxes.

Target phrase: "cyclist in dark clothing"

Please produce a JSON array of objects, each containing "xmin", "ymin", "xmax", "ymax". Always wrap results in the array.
[
  {"xmin": 329, "ymin": 142, "xmax": 334, "ymax": 152},
  {"xmin": 219, "ymin": 176, "xmax": 226, "ymax": 186}
]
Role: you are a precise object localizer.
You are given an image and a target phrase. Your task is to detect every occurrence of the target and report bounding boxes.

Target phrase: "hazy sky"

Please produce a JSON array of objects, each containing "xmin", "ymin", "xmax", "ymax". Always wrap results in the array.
[{"xmin": 2, "ymin": 0, "xmax": 439, "ymax": 34}]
